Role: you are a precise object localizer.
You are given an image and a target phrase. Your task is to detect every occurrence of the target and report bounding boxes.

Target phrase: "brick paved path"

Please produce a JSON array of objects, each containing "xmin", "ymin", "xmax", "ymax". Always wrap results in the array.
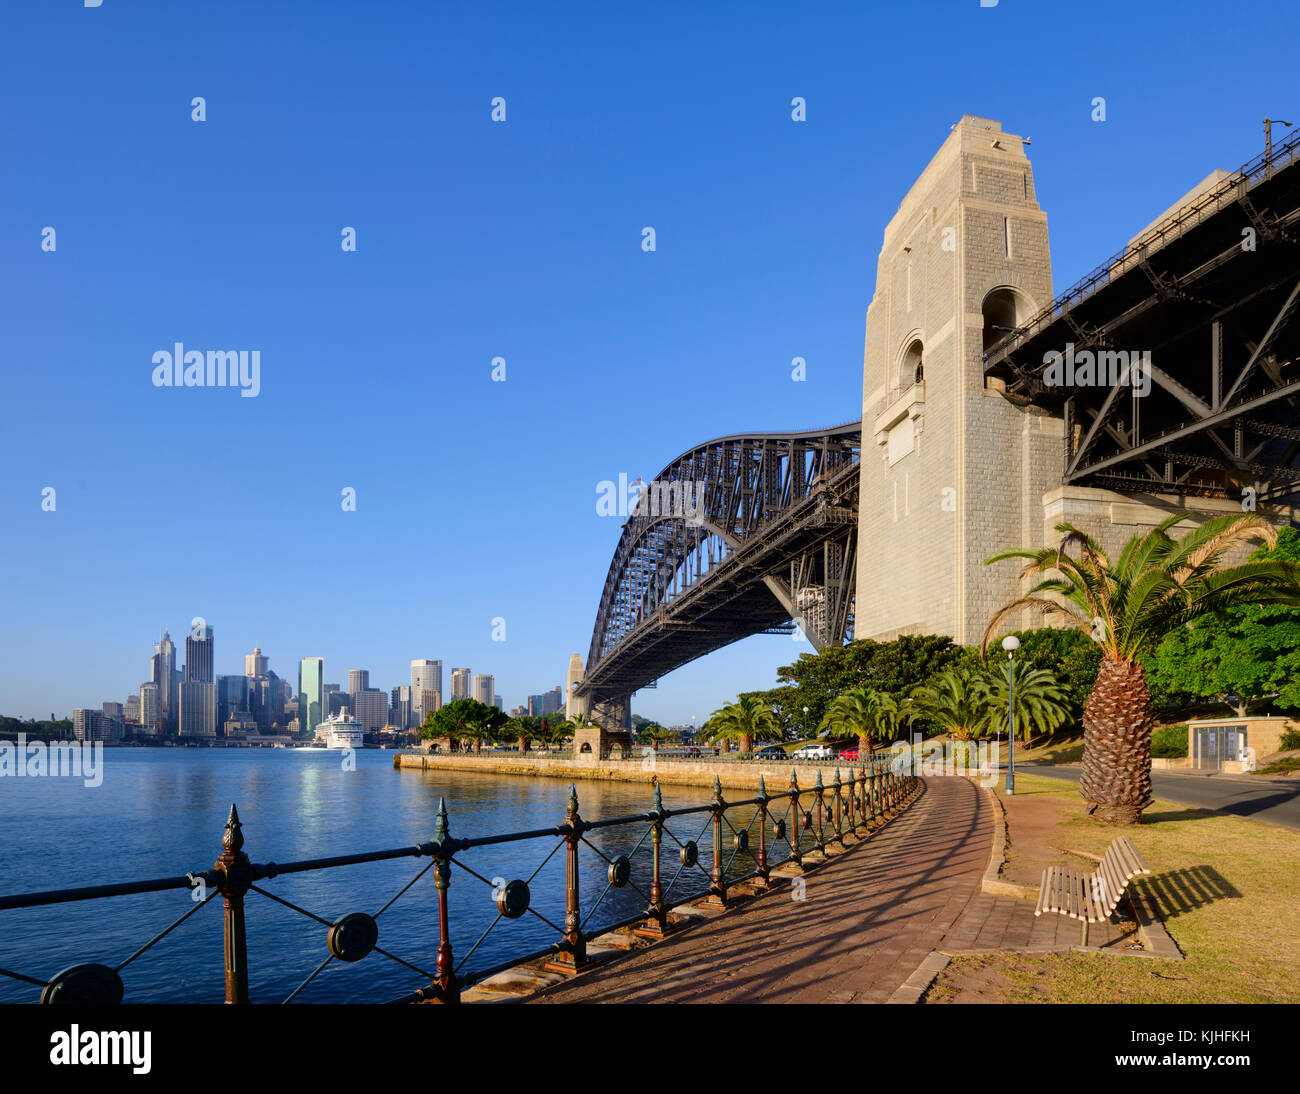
[{"xmin": 531, "ymin": 775, "xmax": 991, "ymax": 1004}]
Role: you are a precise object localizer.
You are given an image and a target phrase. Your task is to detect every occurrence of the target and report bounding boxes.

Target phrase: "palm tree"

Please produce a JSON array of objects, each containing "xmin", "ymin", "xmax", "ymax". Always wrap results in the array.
[
  {"xmin": 983, "ymin": 662, "xmax": 1071, "ymax": 743},
  {"xmin": 702, "ymin": 696, "xmax": 781, "ymax": 754},
  {"xmin": 908, "ymin": 665, "xmax": 994, "ymax": 741},
  {"xmin": 637, "ymin": 722, "xmax": 674, "ymax": 752},
  {"xmin": 818, "ymin": 687, "xmax": 896, "ymax": 757},
  {"xmin": 984, "ymin": 513, "xmax": 1300, "ymax": 824}
]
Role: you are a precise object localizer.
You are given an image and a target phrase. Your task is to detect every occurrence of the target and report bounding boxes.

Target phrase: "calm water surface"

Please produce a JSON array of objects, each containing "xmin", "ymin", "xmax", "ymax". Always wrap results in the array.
[{"xmin": 0, "ymin": 749, "xmax": 766, "ymax": 1003}]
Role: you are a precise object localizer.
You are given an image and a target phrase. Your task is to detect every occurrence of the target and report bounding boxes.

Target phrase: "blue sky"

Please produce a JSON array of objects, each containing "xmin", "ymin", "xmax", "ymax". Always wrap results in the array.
[{"xmin": 2, "ymin": 1, "xmax": 1296, "ymax": 722}]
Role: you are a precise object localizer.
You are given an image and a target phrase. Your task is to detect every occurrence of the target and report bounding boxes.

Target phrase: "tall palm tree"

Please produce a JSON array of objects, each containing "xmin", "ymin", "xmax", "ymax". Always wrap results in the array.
[
  {"xmin": 818, "ymin": 687, "xmax": 896, "ymax": 757},
  {"xmin": 637, "ymin": 722, "xmax": 674, "ymax": 752},
  {"xmin": 908, "ymin": 665, "xmax": 994, "ymax": 741},
  {"xmin": 703, "ymin": 696, "xmax": 781, "ymax": 754},
  {"xmin": 983, "ymin": 661, "xmax": 1072, "ymax": 743},
  {"xmin": 984, "ymin": 513, "xmax": 1300, "ymax": 824}
]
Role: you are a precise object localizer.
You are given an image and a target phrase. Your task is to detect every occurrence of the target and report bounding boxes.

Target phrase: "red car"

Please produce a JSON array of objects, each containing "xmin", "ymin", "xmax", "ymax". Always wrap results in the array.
[{"xmin": 837, "ymin": 747, "xmax": 859, "ymax": 761}]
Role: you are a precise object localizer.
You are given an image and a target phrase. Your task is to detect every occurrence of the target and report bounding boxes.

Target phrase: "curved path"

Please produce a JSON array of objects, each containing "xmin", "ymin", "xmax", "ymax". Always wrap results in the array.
[{"xmin": 531, "ymin": 775, "xmax": 989, "ymax": 1004}]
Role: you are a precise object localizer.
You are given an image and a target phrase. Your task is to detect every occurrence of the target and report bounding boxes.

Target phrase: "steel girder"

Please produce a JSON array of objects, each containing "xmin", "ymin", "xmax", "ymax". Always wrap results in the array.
[
  {"xmin": 579, "ymin": 423, "xmax": 861, "ymax": 705},
  {"xmin": 985, "ymin": 127, "xmax": 1300, "ymax": 504}
]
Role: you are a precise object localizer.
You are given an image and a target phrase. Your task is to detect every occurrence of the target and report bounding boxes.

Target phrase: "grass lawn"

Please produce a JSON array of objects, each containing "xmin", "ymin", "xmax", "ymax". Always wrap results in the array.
[{"xmin": 928, "ymin": 772, "xmax": 1300, "ymax": 1003}]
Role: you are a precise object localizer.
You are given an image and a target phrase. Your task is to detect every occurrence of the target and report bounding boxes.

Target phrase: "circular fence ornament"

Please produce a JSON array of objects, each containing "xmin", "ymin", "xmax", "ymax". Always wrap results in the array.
[
  {"xmin": 608, "ymin": 856, "xmax": 631, "ymax": 888},
  {"xmin": 680, "ymin": 841, "xmax": 698, "ymax": 868},
  {"xmin": 327, "ymin": 912, "xmax": 379, "ymax": 962},
  {"xmin": 40, "ymin": 963, "xmax": 124, "ymax": 1005},
  {"xmin": 773, "ymin": 819, "xmax": 786, "ymax": 841},
  {"xmin": 496, "ymin": 879, "xmax": 531, "ymax": 919},
  {"xmin": 733, "ymin": 830, "xmax": 749, "ymax": 852}
]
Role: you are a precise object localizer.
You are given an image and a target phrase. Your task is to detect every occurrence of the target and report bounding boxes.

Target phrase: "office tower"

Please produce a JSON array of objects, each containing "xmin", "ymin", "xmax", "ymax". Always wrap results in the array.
[
  {"xmin": 217, "ymin": 675, "xmax": 249, "ymax": 727},
  {"xmin": 124, "ymin": 694, "xmax": 141, "ymax": 725},
  {"xmin": 151, "ymin": 630, "xmax": 177, "ymax": 733},
  {"xmin": 179, "ymin": 682, "xmax": 218, "ymax": 737},
  {"xmin": 348, "ymin": 669, "xmax": 369, "ymax": 696},
  {"xmin": 420, "ymin": 689, "xmax": 439, "ymax": 721},
  {"xmin": 410, "ymin": 661, "xmax": 441, "ymax": 725},
  {"xmin": 185, "ymin": 622, "xmax": 214, "ymax": 683},
  {"xmin": 74, "ymin": 709, "xmax": 106, "ymax": 741},
  {"xmin": 245, "ymin": 646, "xmax": 269, "ymax": 677},
  {"xmin": 354, "ymin": 688, "xmax": 388, "ymax": 733},
  {"xmin": 298, "ymin": 658, "xmax": 324, "ymax": 739},
  {"xmin": 450, "ymin": 667, "xmax": 471, "ymax": 701},
  {"xmin": 493, "ymin": 695, "xmax": 504, "ymax": 712},
  {"xmin": 472, "ymin": 674, "xmax": 494, "ymax": 705},
  {"xmin": 545, "ymin": 686, "xmax": 563, "ymax": 715},
  {"xmin": 102, "ymin": 701, "xmax": 123, "ymax": 719},
  {"xmin": 528, "ymin": 694, "xmax": 542, "ymax": 716},
  {"xmin": 324, "ymin": 683, "xmax": 341, "ymax": 704},
  {"xmin": 390, "ymin": 685, "xmax": 413, "ymax": 730},
  {"xmin": 138, "ymin": 684, "xmax": 159, "ymax": 736},
  {"xmin": 510, "ymin": 705, "xmax": 527, "ymax": 718}
]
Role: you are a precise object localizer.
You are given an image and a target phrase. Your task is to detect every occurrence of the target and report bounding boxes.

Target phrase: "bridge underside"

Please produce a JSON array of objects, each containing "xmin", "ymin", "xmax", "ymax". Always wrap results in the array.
[
  {"xmin": 986, "ymin": 130, "xmax": 1300, "ymax": 504},
  {"xmin": 578, "ymin": 425, "xmax": 860, "ymax": 723}
]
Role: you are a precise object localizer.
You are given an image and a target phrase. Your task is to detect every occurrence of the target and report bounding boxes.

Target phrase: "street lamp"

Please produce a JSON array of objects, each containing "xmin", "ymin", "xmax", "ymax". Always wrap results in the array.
[
  {"xmin": 1002, "ymin": 635, "xmax": 1020, "ymax": 795},
  {"xmin": 803, "ymin": 706, "xmax": 810, "ymax": 740}
]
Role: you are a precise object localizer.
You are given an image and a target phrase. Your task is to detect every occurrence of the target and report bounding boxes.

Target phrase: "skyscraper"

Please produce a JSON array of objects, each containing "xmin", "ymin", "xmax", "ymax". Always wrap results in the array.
[
  {"xmin": 472, "ymin": 674, "xmax": 494, "ymax": 705},
  {"xmin": 390, "ymin": 685, "xmax": 413, "ymax": 730},
  {"xmin": 245, "ymin": 646, "xmax": 269, "ymax": 677},
  {"xmin": 179, "ymin": 682, "xmax": 217, "ymax": 737},
  {"xmin": 138, "ymin": 683, "xmax": 159, "ymax": 737},
  {"xmin": 298, "ymin": 658, "xmax": 324, "ymax": 739},
  {"xmin": 185, "ymin": 622, "xmax": 214, "ymax": 683},
  {"xmin": 411, "ymin": 660, "xmax": 441, "ymax": 725},
  {"xmin": 450, "ymin": 667, "xmax": 471, "ymax": 701},
  {"xmin": 151, "ymin": 631, "xmax": 177, "ymax": 733},
  {"xmin": 354, "ymin": 688, "xmax": 388, "ymax": 733}
]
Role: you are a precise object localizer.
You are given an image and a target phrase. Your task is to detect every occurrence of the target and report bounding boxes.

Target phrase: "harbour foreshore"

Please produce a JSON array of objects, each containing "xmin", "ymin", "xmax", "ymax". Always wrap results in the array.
[{"xmin": 393, "ymin": 750, "xmax": 877, "ymax": 792}]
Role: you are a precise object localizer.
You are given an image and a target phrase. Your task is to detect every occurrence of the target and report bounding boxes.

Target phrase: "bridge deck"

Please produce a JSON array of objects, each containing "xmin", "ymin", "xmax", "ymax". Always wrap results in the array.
[{"xmin": 530, "ymin": 776, "xmax": 990, "ymax": 1004}]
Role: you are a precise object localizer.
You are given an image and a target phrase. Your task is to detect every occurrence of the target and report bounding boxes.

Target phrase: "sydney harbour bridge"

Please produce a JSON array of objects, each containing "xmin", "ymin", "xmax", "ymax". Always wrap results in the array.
[{"xmin": 571, "ymin": 118, "xmax": 1300, "ymax": 732}]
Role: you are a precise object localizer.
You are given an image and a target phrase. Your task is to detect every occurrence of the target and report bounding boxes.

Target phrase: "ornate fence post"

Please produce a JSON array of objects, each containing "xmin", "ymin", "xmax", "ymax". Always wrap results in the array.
[
  {"xmin": 547, "ymin": 785, "xmax": 587, "ymax": 973},
  {"xmin": 704, "ymin": 776, "xmax": 728, "ymax": 907},
  {"xmin": 756, "ymin": 774, "xmax": 770, "ymax": 886},
  {"xmin": 832, "ymin": 768, "xmax": 844, "ymax": 846},
  {"xmin": 788, "ymin": 769, "xmax": 803, "ymax": 870},
  {"xmin": 637, "ymin": 781, "xmax": 669, "ymax": 939},
  {"xmin": 813, "ymin": 770, "xmax": 825, "ymax": 853},
  {"xmin": 215, "ymin": 804, "xmax": 252, "ymax": 1004},
  {"xmin": 430, "ymin": 797, "xmax": 460, "ymax": 1003}
]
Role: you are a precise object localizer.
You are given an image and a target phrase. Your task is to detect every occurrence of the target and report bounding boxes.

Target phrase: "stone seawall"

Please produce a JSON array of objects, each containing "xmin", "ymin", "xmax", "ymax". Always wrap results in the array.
[{"xmin": 392, "ymin": 751, "xmax": 874, "ymax": 794}]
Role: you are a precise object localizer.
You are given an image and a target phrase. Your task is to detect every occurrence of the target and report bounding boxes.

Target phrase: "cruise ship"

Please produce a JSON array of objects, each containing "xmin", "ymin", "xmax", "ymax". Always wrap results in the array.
[{"xmin": 320, "ymin": 708, "xmax": 365, "ymax": 750}]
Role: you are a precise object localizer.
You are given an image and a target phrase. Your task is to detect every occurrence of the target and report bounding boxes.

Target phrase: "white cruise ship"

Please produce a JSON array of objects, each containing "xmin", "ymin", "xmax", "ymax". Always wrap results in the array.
[{"xmin": 320, "ymin": 707, "xmax": 365, "ymax": 750}]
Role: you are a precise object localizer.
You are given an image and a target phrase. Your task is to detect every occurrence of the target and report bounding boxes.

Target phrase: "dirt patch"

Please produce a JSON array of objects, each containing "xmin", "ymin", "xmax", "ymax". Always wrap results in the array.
[
  {"xmin": 924, "ymin": 954, "xmax": 1053, "ymax": 1003},
  {"xmin": 997, "ymin": 790, "xmax": 1091, "ymax": 887}
]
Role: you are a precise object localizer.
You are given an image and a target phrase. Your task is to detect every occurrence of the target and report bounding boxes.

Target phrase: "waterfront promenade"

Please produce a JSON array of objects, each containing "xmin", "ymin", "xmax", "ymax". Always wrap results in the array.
[{"xmin": 530, "ymin": 775, "xmax": 990, "ymax": 1003}]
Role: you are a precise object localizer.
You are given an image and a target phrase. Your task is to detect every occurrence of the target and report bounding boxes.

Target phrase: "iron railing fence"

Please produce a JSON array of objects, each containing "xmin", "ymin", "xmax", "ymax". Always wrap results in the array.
[{"xmin": 0, "ymin": 762, "xmax": 918, "ymax": 1005}]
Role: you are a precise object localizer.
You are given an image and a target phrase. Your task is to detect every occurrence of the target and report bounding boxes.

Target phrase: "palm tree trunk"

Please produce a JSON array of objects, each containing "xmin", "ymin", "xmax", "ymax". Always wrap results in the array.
[
  {"xmin": 740, "ymin": 733, "xmax": 753, "ymax": 753},
  {"xmin": 1080, "ymin": 658, "xmax": 1154, "ymax": 825}
]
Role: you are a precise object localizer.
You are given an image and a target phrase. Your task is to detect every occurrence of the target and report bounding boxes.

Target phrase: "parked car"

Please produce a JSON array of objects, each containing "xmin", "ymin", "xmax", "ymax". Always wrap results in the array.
[
  {"xmin": 755, "ymin": 745, "xmax": 786, "ymax": 759},
  {"xmin": 837, "ymin": 747, "xmax": 859, "ymax": 762},
  {"xmin": 792, "ymin": 743, "xmax": 833, "ymax": 760},
  {"xmin": 685, "ymin": 747, "xmax": 702, "ymax": 758}
]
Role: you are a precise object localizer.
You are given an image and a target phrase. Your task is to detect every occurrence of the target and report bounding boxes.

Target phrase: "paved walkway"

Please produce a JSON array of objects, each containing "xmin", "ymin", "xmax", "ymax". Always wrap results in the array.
[{"xmin": 531, "ymin": 775, "xmax": 991, "ymax": 1004}]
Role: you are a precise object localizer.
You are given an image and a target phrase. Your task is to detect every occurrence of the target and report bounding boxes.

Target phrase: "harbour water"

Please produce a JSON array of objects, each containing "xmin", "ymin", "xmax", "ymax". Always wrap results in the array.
[{"xmin": 0, "ymin": 748, "xmax": 737, "ymax": 1003}]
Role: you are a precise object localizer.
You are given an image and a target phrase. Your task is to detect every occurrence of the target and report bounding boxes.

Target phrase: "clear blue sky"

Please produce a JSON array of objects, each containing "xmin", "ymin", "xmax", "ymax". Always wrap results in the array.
[{"xmin": 2, "ymin": 1, "xmax": 1296, "ymax": 721}]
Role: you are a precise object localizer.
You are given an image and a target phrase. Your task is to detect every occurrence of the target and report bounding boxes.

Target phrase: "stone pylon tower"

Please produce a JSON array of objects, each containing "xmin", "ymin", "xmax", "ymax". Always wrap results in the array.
[{"xmin": 855, "ymin": 116, "xmax": 1063, "ymax": 645}]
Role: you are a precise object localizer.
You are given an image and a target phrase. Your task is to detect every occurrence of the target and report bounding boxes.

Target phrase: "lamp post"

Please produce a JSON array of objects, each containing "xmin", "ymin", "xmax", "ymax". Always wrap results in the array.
[
  {"xmin": 802, "ymin": 706, "xmax": 810, "ymax": 740},
  {"xmin": 1001, "ymin": 635, "xmax": 1019, "ymax": 795}
]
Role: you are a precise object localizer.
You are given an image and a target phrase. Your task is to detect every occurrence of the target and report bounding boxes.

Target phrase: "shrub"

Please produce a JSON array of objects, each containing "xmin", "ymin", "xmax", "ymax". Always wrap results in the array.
[
  {"xmin": 1279, "ymin": 728, "xmax": 1300, "ymax": 752},
  {"xmin": 1151, "ymin": 724, "xmax": 1189, "ymax": 758}
]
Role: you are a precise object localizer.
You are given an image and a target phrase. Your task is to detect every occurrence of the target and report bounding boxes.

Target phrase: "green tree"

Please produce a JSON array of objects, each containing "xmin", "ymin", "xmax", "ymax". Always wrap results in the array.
[
  {"xmin": 702, "ymin": 696, "xmax": 781, "ymax": 753},
  {"xmin": 983, "ymin": 661, "xmax": 1072, "ymax": 742},
  {"xmin": 982, "ymin": 627, "xmax": 1101, "ymax": 723},
  {"xmin": 818, "ymin": 687, "xmax": 899, "ymax": 757},
  {"xmin": 1144, "ymin": 527, "xmax": 1300, "ymax": 715},
  {"xmin": 421, "ymin": 698, "xmax": 506, "ymax": 753},
  {"xmin": 637, "ymin": 721, "xmax": 675, "ymax": 751},
  {"xmin": 985, "ymin": 513, "xmax": 1300, "ymax": 825},
  {"xmin": 908, "ymin": 666, "xmax": 994, "ymax": 741}
]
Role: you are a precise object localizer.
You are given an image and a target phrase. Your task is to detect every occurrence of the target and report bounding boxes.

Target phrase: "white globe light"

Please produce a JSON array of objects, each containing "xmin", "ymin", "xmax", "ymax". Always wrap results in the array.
[{"xmin": 1001, "ymin": 635, "xmax": 1020, "ymax": 652}]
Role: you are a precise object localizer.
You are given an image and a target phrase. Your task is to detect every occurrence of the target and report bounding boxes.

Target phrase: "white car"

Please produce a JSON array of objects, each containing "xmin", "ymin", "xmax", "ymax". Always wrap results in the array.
[{"xmin": 792, "ymin": 743, "xmax": 833, "ymax": 760}]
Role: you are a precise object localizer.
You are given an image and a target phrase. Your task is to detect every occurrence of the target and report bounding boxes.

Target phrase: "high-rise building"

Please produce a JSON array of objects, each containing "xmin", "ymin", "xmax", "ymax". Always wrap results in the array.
[
  {"xmin": 185, "ymin": 622, "xmax": 214, "ymax": 683},
  {"xmin": 74, "ymin": 708, "xmax": 119, "ymax": 742},
  {"xmin": 217, "ymin": 675, "xmax": 249, "ymax": 727},
  {"xmin": 390, "ymin": 685, "xmax": 413, "ymax": 730},
  {"xmin": 544, "ymin": 686, "xmax": 563, "ymax": 716},
  {"xmin": 420, "ymin": 689, "xmax": 440, "ymax": 722},
  {"xmin": 354, "ymin": 688, "xmax": 388, "ymax": 733},
  {"xmin": 179, "ymin": 681, "xmax": 218, "ymax": 737},
  {"xmin": 298, "ymin": 658, "xmax": 325, "ymax": 739},
  {"xmin": 124, "ymin": 694, "xmax": 141, "ymax": 725},
  {"xmin": 245, "ymin": 646, "xmax": 269, "ymax": 677},
  {"xmin": 493, "ymin": 695, "xmax": 504, "ymax": 712},
  {"xmin": 410, "ymin": 661, "xmax": 442, "ymax": 725},
  {"xmin": 348, "ymin": 669, "xmax": 370, "ymax": 696},
  {"xmin": 450, "ymin": 667, "xmax": 471, "ymax": 701},
  {"xmin": 138, "ymin": 683, "xmax": 159, "ymax": 737},
  {"xmin": 151, "ymin": 631, "xmax": 177, "ymax": 733},
  {"xmin": 472, "ymin": 674, "xmax": 494, "ymax": 705}
]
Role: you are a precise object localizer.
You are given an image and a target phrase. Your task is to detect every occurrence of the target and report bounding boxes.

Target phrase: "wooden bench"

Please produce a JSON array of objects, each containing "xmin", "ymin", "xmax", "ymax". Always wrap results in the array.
[{"xmin": 1034, "ymin": 836, "xmax": 1151, "ymax": 946}]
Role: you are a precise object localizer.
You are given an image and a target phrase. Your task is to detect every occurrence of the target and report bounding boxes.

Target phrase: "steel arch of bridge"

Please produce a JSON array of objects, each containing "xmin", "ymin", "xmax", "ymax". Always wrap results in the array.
[{"xmin": 579, "ymin": 423, "xmax": 861, "ymax": 708}]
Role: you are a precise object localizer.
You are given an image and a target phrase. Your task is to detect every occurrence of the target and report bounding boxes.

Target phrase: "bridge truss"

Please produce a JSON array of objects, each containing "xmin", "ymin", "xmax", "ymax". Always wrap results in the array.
[
  {"xmin": 579, "ymin": 423, "xmax": 861, "ymax": 712},
  {"xmin": 985, "ymin": 127, "xmax": 1300, "ymax": 504}
]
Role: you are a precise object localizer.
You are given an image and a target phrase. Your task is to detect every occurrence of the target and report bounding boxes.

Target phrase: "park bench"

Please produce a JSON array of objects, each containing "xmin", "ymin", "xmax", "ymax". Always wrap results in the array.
[{"xmin": 1034, "ymin": 836, "xmax": 1151, "ymax": 946}]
